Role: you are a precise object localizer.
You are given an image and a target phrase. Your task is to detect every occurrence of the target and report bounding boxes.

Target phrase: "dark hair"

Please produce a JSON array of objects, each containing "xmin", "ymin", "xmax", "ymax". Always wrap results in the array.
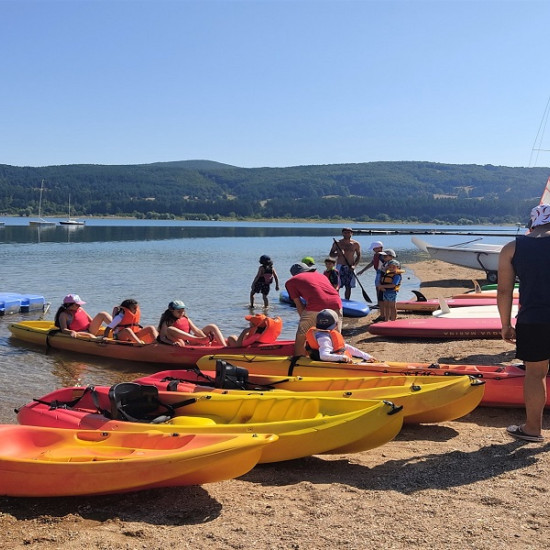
[{"xmin": 54, "ymin": 304, "xmax": 71, "ymax": 328}]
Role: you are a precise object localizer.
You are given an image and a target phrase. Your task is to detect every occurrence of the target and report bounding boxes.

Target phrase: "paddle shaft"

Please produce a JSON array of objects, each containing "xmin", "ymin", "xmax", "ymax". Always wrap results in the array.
[{"xmin": 332, "ymin": 238, "xmax": 372, "ymax": 303}]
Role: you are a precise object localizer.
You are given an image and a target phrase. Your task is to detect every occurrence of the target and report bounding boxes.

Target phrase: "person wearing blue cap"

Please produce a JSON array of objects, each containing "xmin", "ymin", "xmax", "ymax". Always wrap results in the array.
[
  {"xmin": 157, "ymin": 300, "xmax": 227, "ymax": 346},
  {"xmin": 305, "ymin": 309, "xmax": 377, "ymax": 363}
]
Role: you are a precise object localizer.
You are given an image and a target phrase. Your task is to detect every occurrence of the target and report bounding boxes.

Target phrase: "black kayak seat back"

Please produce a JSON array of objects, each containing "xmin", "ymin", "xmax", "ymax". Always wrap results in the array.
[{"xmin": 108, "ymin": 382, "xmax": 172, "ymax": 423}]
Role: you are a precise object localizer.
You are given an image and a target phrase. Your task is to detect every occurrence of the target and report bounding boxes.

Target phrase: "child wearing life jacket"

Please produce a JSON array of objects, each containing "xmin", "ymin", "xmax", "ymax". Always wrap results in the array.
[
  {"xmin": 305, "ymin": 309, "xmax": 377, "ymax": 363},
  {"xmin": 54, "ymin": 293, "xmax": 112, "ymax": 338},
  {"xmin": 227, "ymin": 314, "xmax": 283, "ymax": 347},
  {"xmin": 323, "ymin": 257, "xmax": 340, "ymax": 290},
  {"xmin": 250, "ymin": 255, "xmax": 280, "ymax": 308},
  {"xmin": 157, "ymin": 300, "xmax": 227, "ymax": 346},
  {"xmin": 103, "ymin": 299, "xmax": 158, "ymax": 344},
  {"xmin": 378, "ymin": 260, "xmax": 403, "ymax": 322}
]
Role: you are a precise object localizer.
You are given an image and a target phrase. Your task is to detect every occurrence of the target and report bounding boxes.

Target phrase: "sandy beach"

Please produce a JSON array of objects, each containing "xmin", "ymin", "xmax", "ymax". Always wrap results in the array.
[{"xmin": 1, "ymin": 260, "xmax": 548, "ymax": 550}]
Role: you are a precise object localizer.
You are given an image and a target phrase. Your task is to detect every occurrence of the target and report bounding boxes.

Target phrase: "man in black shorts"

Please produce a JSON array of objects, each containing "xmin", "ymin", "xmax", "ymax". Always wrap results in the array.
[{"xmin": 498, "ymin": 203, "xmax": 550, "ymax": 443}]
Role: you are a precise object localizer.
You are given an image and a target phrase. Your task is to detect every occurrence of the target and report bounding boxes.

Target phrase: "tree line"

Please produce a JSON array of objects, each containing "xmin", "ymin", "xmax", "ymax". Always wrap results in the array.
[{"xmin": 0, "ymin": 160, "xmax": 547, "ymax": 223}]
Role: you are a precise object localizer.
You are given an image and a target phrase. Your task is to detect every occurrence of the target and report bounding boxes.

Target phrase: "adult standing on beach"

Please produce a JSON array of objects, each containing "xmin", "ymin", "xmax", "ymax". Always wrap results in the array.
[
  {"xmin": 497, "ymin": 203, "xmax": 550, "ymax": 443},
  {"xmin": 329, "ymin": 228, "xmax": 361, "ymax": 300},
  {"xmin": 285, "ymin": 262, "xmax": 343, "ymax": 356},
  {"xmin": 357, "ymin": 240, "xmax": 385, "ymax": 307}
]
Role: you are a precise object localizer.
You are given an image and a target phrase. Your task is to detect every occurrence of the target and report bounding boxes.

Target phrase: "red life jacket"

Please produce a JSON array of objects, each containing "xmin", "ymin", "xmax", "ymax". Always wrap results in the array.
[
  {"xmin": 67, "ymin": 308, "xmax": 90, "ymax": 332},
  {"xmin": 173, "ymin": 316, "xmax": 191, "ymax": 333}
]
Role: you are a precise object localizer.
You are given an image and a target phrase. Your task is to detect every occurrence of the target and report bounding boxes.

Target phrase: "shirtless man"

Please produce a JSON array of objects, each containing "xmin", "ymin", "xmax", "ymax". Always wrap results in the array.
[{"xmin": 329, "ymin": 227, "xmax": 361, "ymax": 300}]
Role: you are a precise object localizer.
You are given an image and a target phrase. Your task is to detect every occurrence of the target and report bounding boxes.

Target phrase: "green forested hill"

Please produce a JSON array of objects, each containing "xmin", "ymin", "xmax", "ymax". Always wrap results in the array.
[{"xmin": 1, "ymin": 160, "xmax": 548, "ymax": 223}]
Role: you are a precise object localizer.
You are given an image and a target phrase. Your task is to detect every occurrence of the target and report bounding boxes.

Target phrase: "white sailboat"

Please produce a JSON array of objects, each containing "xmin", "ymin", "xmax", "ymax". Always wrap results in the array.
[
  {"xmin": 411, "ymin": 236, "xmax": 503, "ymax": 283},
  {"xmin": 59, "ymin": 195, "xmax": 85, "ymax": 226},
  {"xmin": 29, "ymin": 180, "xmax": 56, "ymax": 226}
]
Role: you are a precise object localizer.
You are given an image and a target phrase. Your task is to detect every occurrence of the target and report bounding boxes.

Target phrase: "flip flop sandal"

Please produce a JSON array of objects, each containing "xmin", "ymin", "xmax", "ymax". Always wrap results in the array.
[{"xmin": 506, "ymin": 424, "xmax": 544, "ymax": 443}]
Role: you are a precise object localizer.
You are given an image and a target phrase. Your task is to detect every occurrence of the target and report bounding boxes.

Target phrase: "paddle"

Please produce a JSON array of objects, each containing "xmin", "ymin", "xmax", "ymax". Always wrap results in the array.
[{"xmin": 332, "ymin": 238, "xmax": 372, "ymax": 303}]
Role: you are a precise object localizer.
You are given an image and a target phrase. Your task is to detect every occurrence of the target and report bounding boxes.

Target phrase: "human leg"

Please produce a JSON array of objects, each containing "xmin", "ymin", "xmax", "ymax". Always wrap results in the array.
[
  {"xmin": 249, "ymin": 290, "xmax": 255, "ymax": 308},
  {"xmin": 116, "ymin": 328, "xmax": 143, "ymax": 344},
  {"xmin": 202, "ymin": 323, "xmax": 227, "ymax": 346},
  {"xmin": 88, "ymin": 312, "xmax": 112, "ymax": 335},
  {"xmin": 294, "ymin": 310, "xmax": 317, "ymax": 356},
  {"xmin": 137, "ymin": 326, "xmax": 158, "ymax": 344},
  {"xmin": 521, "ymin": 360, "xmax": 549, "ymax": 436}
]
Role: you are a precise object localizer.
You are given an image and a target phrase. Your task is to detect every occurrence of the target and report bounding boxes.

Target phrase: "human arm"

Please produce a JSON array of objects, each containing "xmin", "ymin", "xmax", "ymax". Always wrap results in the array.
[
  {"xmin": 357, "ymin": 260, "xmax": 374, "ymax": 276},
  {"xmin": 316, "ymin": 332, "xmax": 352, "ymax": 362},
  {"xmin": 352, "ymin": 242, "xmax": 361, "ymax": 268},
  {"xmin": 292, "ymin": 298, "xmax": 305, "ymax": 316},
  {"xmin": 273, "ymin": 268, "xmax": 280, "ymax": 291},
  {"xmin": 103, "ymin": 311, "xmax": 124, "ymax": 339},
  {"xmin": 497, "ymin": 241, "xmax": 517, "ymax": 343},
  {"xmin": 345, "ymin": 343, "xmax": 377, "ymax": 362}
]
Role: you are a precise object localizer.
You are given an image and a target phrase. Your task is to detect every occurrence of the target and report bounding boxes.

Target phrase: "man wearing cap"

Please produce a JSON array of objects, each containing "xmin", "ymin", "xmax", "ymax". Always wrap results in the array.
[
  {"xmin": 285, "ymin": 262, "xmax": 343, "ymax": 356},
  {"xmin": 358, "ymin": 241, "xmax": 385, "ymax": 308},
  {"xmin": 498, "ymin": 203, "xmax": 550, "ymax": 443},
  {"xmin": 329, "ymin": 228, "xmax": 361, "ymax": 300}
]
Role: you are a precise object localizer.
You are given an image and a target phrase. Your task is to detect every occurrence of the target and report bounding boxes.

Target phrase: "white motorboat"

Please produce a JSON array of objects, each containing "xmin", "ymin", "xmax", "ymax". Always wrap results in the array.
[{"xmin": 412, "ymin": 236, "xmax": 505, "ymax": 282}]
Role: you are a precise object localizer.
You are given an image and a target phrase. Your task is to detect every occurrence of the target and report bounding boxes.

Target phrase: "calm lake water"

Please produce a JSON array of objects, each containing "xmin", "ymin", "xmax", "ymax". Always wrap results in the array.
[{"xmin": 0, "ymin": 218, "xmax": 519, "ymax": 423}]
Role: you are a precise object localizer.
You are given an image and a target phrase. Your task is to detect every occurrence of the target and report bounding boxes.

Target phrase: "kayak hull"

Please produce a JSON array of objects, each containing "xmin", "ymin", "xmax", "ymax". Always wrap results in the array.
[
  {"xmin": 195, "ymin": 354, "xmax": 536, "ymax": 408},
  {"xmin": 0, "ymin": 425, "xmax": 275, "ymax": 497},
  {"xmin": 146, "ymin": 367, "xmax": 484, "ymax": 424},
  {"xmin": 17, "ymin": 386, "xmax": 404, "ymax": 463},
  {"xmin": 8, "ymin": 320, "xmax": 294, "ymax": 366}
]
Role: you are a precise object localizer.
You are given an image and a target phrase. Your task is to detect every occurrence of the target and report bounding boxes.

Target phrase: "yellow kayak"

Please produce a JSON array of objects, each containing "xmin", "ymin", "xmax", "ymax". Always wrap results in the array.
[
  {"xmin": 0, "ymin": 424, "xmax": 276, "ymax": 497},
  {"xmin": 139, "ymin": 365, "xmax": 485, "ymax": 424},
  {"xmin": 17, "ymin": 384, "xmax": 404, "ymax": 463}
]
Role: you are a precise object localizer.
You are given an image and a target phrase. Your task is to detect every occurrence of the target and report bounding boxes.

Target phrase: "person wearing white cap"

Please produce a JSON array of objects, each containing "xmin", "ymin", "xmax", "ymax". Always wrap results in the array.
[
  {"xmin": 54, "ymin": 294, "xmax": 112, "ymax": 338},
  {"xmin": 498, "ymin": 203, "xmax": 550, "ymax": 443},
  {"xmin": 357, "ymin": 241, "xmax": 385, "ymax": 308}
]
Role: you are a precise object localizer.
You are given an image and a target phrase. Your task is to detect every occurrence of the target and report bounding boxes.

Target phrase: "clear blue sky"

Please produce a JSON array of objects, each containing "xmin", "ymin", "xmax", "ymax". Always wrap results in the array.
[{"xmin": 2, "ymin": 0, "xmax": 550, "ymax": 169}]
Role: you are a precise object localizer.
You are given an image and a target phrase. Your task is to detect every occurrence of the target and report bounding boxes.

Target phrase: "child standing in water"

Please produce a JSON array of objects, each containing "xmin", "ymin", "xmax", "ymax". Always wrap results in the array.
[
  {"xmin": 323, "ymin": 257, "xmax": 340, "ymax": 290},
  {"xmin": 250, "ymin": 255, "xmax": 280, "ymax": 308}
]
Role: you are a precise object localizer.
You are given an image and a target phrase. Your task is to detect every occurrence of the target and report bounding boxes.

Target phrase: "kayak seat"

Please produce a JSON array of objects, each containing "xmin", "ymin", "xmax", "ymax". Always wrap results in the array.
[{"xmin": 109, "ymin": 383, "xmax": 174, "ymax": 424}]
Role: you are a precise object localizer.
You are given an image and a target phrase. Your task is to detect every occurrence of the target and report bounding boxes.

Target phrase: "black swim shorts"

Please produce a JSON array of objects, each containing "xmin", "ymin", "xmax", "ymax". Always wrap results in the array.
[{"xmin": 515, "ymin": 323, "xmax": 550, "ymax": 362}]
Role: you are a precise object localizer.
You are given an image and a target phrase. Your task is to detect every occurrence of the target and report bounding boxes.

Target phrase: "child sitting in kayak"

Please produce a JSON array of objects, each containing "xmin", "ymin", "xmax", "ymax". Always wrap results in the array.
[
  {"xmin": 227, "ymin": 314, "xmax": 283, "ymax": 347},
  {"xmin": 378, "ymin": 260, "xmax": 403, "ymax": 322},
  {"xmin": 306, "ymin": 309, "xmax": 377, "ymax": 363},
  {"xmin": 249, "ymin": 255, "xmax": 280, "ymax": 308},
  {"xmin": 103, "ymin": 299, "xmax": 158, "ymax": 344},
  {"xmin": 54, "ymin": 294, "xmax": 112, "ymax": 338},
  {"xmin": 157, "ymin": 300, "xmax": 227, "ymax": 346}
]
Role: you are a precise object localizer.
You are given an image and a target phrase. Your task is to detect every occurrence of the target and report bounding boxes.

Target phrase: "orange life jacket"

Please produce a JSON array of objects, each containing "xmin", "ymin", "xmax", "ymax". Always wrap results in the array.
[
  {"xmin": 305, "ymin": 328, "xmax": 351, "ymax": 358},
  {"xmin": 242, "ymin": 315, "xmax": 283, "ymax": 346},
  {"xmin": 115, "ymin": 305, "xmax": 141, "ymax": 333},
  {"xmin": 67, "ymin": 308, "xmax": 90, "ymax": 332}
]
